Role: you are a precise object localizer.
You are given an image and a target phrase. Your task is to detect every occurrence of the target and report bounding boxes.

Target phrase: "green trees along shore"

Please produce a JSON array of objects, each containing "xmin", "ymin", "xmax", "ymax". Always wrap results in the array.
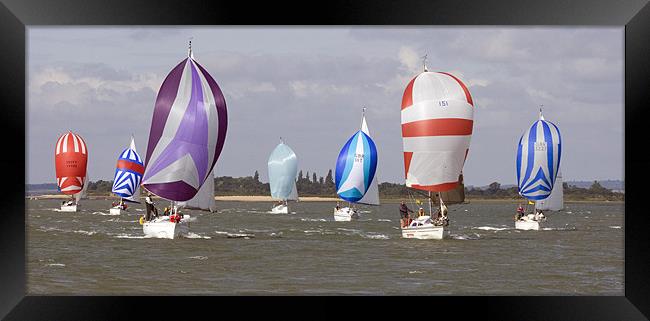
[{"xmin": 69, "ymin": 169, "xmax": 623, "ymax": 202}]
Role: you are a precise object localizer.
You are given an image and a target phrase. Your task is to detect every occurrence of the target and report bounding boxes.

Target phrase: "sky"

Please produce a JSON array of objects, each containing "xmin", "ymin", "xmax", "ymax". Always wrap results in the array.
[{"xmin": 27, "ymin": 27, "xmax": 624, "ymax": 186}]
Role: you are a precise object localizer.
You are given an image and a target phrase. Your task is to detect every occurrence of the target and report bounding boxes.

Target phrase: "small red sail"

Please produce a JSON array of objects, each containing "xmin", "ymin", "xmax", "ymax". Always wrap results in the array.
[{"xmin": 55, "ymin": 131, "xmax": 88, "ymax": 195}]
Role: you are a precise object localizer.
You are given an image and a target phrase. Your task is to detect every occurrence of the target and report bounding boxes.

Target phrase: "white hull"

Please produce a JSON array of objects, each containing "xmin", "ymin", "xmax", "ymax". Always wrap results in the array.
[
  {"xmin": 515, "ymin": 220, "xmax": 543, "ymax": 230},
  {"xmin": 60, "ymin": 204, "xmax": 77, "ymax": 212},
  {"xmin": 401, "ymin": 216, "xmax": 448, "ymax": 239},
  {"xmin": 109, "ymin": 207, "xmax": 124, "ymax": 215},
  {"xmin": 270, "ymin": 204, "xmax": 288, "ymax": 214},
  {"xmin": 334, "ymin": 207, "xmax": 358, "ymax": 221},
  {"xmin": 143, "ymin": 215, "xmax": 190, "ymax": 239}
]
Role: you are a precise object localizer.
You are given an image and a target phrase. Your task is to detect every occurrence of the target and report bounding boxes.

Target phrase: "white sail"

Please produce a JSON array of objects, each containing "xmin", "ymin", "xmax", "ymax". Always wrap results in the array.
[
  {"xmin": 178, "ymin": 170, "xmax": 216, "ymax": 212},
  {"xmin": 287, "ymin": 181, "xmax": 299, "ymax": 201},
  {"xmin": 536, "ymin": 170, "xmax": 564, "ymax": 211},
  {"xmin": 75, "ymin": 173, "xmax": 89, "ymax": 204},
  {"xmin": 354, "ymin": 114, "xmax": 380, "ymax": 206}
]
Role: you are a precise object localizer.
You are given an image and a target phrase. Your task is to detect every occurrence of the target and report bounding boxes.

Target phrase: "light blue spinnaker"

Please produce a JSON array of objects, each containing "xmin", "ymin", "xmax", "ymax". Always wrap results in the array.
[
  {"xmin": 267, "ymin": 142, "xmax": 298, "ymax": 201},
  {"xmin": 516, "ymin": 110, "xmax": 562, "ymax": 201}
]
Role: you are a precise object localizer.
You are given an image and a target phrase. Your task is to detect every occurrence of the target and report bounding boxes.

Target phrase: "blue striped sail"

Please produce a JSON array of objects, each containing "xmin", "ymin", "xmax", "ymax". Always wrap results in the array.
[
  {"xmin": 267, "ymin": 142, "xmax": 298, "ymax": 201},
  {"xmin": 112, "ymin": 137, "xmax": 144, "ymax": 199},
  {"xmin": 335, "ymin": 130, "xmax": 378, "ymax": 203},
  {"xmin": 516, "ymin": 114, "xmax": 562, "ymax": 200}
]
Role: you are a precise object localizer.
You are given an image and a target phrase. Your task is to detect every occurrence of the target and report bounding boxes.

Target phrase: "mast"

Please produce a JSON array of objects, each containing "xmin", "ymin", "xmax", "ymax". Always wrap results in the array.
[
  {"xmin": 188, "ymin": 37, "xmax": 194, "ymax": 59},
  {"xmin": 428, "ymin": 191, "xmax": 432, "ymax": 216},
  {"xmin": 422, "ymin": 53, "xmax": 429, "ymax": 72}
]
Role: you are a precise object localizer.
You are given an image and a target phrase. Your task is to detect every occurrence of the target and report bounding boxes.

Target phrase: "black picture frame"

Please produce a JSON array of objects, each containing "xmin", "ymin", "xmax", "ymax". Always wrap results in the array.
[{"xmin": 2, "ymin": 0, "xmax": 649, "ymax": 319}]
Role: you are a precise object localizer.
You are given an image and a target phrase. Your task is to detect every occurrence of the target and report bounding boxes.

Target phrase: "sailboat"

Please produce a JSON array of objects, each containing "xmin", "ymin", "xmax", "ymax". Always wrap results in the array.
[
  {"xmin": 535, "ymin": 170, "xmax": 563, "ymax": 211},
  {"xmin": 109, "ymin": 136, "xmax": 144, "ymax": 215},
  {"xmin": 140, "ymin": 41, "xmax": 228, "ymax": 239},
  {"xmin": 515, "ymin": 108, "xmax": 562, "ymax": 230},
  {"xmin": 399, "ymin": 57, "xmax": 475, "ymax": 239},
  {"xmin": 334, "ymin": 107, "xmax": 380, "ymax": 221},
  {"xmin": 55, "ymin": 131, "xmax": 89, "ymax": 212},
  {"xmin": 176, "ymin": 169, "xmax": 216, "ymax": 212},
  {"xmin": 267, "ymin": 139, "xmax": 299, "ymax": 214}
]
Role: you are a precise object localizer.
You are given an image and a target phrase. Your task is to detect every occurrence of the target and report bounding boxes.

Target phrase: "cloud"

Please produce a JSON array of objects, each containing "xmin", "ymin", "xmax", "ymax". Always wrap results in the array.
[{"xmin": 27, "ymin": 27, "xmax": 623, "ymax": 186}]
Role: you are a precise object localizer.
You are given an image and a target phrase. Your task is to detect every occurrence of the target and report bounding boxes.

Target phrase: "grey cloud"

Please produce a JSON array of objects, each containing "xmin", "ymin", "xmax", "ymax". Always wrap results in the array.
[{"xmin": 28, "ymin": 27, "xmax": 623, "ymax": 186}]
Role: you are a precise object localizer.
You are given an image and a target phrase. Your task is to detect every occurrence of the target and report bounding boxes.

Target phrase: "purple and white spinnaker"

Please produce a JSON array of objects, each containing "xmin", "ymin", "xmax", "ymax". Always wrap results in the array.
[{"xmin": 142, "ymin": 47, "xmax": 228, "ymax": 202}]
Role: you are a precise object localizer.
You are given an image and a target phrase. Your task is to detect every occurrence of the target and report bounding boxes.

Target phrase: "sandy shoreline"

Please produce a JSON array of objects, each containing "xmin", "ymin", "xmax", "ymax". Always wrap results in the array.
[{"xmin": 214, "ymin": 196, "xmax": 340, "ymax": 202}]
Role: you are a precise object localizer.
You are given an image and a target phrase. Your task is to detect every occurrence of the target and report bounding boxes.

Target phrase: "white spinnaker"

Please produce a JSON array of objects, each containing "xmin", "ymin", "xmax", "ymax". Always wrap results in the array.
[
  {"xmin": 357, "ymin": 115, "xmax": 380, "ymax": 206},
  {"xmin": 401, "ymin": 71, "xmax": 474, "ymax": 190},
  {"xmin": 536, "ymin": 170, "xmax": 564, "ymax": 211}
]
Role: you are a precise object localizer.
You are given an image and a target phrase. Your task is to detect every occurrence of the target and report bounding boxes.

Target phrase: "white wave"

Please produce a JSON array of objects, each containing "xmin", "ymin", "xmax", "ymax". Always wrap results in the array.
[
  {"xmin": 609, "ymin": 226, "xmax": 622, "ymax": 229},
  {"xmin": 214, "ymin": 230, "xmax": 230, "ymax": 235},
  {"xmin": 182, "ymin": 216, "xmax": 197, "ymax": 222},
  {"xmin": 304, "ymin": 230, "xmax": 323, "ymax": 233},
  {"xmin": 542, "ymin": 226, "xmax": 577, "ymax": 231},
  {"xmin": 226, "ymin": 233, "xmax": 254, "ymax": 238},
  {"xmin": 242, "ymin": 228, "xmax": 274, "ymax": 233},
  {"xmin": 451, "ymin": 233, "xmax": 480, "ymax": 240},
  {"xmin": 300, "ymin": 218, "xmax": 327, "ymax": 222},
  {"xmin": 92, "ymin": 211, "xmax": 119, "ymax": 216},
  {"xmin": 135, "ymin": 209, "xmax": 144, "ymax": 212},
  {"xmin": 475, "ymin": 226, "xmax": 508, "ymax": 231},
  {"xmin": 377, "ymin": 219, "xmax": 392, "ymax": 222},
  {"xmin": 337, "ymin": 228, "xmax": 360, "ymax": 233},
  {"xmin": 47, "ymin": 263, "xmax": 66, "ymax": 267},
  {"xmin": 409, "ymin": 270, "xmax": 423, "ymax": 274},
  {"xmin": 188, "ymin": 256, "xmax": 208, "ymax": 260},
  {"xmin": 184, "ymin": 232, "xmax": 211, "ymax": 239},
  {"xmin": 73, "ymin": 230, "xmax": 97, "ymax": 236},
  {"xmin": 363, "ymin": 234, "xmax": 390, "ymax": 240},
  {"xmin": 37, "ymin": 226, "xmax": 97, "ymax": 236}
]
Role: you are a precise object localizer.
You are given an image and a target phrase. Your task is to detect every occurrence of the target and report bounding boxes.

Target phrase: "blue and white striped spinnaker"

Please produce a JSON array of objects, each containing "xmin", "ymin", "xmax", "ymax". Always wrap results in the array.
[
  {"xmin": 335, "ymin": 114, "xmax": 379, "ymax": 205},
  {"xmin": 112, "ymin": 136, "xmax": 144, "ymax": 201},
  {"xmin": 267, "ymin": 141, "xmax": 298, "ymax": 201},
  {"xmin": 516, "ymin": 110, "xmax": 562, "ymax": 200}
]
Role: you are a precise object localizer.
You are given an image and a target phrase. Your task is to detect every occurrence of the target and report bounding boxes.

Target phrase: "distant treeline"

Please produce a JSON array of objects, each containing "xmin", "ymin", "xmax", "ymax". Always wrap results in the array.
[{"xmin": 72, "ymin": 170, "xmax": 623, "ymax": 201}]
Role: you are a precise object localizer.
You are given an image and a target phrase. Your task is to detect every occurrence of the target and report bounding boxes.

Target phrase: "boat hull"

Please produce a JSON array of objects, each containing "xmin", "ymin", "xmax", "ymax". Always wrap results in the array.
[
  {"xmin": 401, "ymin": 225, "xmax": 447, "ymax": 239},
  {"xmin": 109, "ymin": 207, "xmax": 123, "ymax": 215},
  {"xmin": 60, "ymin": 204, "xmax": 77, "ymax": 212},
  {"xmin": 515, "ymin": 220, "xmax": 543, "ymax": 230},
  {"xmin": 334, "ymin": 207, "xmax": 358, "ymax": 221},
  {"xmin": 143, "ymin": 216, "xmax": 190, "ymax": 239},
  {"xmin": 270, "ymin": 204, "xmax": 288, "ymax": 214}
]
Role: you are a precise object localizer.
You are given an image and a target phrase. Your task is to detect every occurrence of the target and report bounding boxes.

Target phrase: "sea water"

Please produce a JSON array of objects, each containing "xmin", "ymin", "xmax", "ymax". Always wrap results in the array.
[{"xmin": 27, "ymin": 199, "xmax": 623, "ymax": 295}]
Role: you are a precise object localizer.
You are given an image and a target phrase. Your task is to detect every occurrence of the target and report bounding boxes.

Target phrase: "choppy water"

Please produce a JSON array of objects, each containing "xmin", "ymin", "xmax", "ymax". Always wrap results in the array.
[{"xmin": 27, "ymin": 199, "xmax": 623, "ymax": 295}]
